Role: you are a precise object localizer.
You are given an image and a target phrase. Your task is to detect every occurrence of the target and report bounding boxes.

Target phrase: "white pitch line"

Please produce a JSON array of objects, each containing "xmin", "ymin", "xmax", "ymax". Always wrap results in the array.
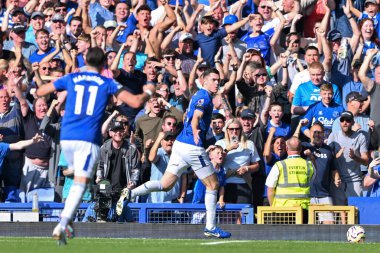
[{"xmin": 200, "ymin": 240, "xmax": 251, "ymax": 245}]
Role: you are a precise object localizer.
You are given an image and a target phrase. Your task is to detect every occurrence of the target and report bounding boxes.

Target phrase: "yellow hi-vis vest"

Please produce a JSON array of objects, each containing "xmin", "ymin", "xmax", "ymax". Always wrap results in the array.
[{"xmin": 273, "ymin": 156, "xmax": 314, "ymax": 210}]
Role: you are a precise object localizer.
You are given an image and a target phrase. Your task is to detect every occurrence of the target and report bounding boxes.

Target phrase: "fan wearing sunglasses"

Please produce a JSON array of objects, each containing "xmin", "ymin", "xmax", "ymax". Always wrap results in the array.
[
  {"xmin": 327, "ymin": 110, "xmax": 369, "ymax": 206},
  {"xmin": 236, "ymin": 62, "xmax": 274, "ymax": 114},
  {"xmin": 215, "ymin": 118, "xmax": 260, "ymax": 223},
  {"xmin": 135, "ymin": 93, "xmax": 183, "ymax": 156}
]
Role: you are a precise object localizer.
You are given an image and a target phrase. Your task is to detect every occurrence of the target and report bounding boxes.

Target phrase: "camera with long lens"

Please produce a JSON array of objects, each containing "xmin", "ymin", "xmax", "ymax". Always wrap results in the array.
[{"xmin": 92, "ymin": 180, "xmax": 114, "ymax": 221}]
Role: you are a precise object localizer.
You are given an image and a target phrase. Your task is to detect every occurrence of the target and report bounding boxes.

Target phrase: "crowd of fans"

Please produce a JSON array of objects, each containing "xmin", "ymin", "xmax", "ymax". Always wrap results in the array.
[{"xmin": 1, "ymin": 0, "xmax": 380, "ymax": 221}]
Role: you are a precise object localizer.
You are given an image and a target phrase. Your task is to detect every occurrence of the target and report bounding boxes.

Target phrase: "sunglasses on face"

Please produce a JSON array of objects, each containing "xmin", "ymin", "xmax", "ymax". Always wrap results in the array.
[
  {"xmin": 228, "ymin": 128, "xmax": 241, "ymax": 131},
  {"xmin": 164, "ymin": 56, "xmax": 175, "ymax": 60},
  {"xmin": 260, "ymin": 5, "xmax": 271, "ymax": 9},
  {"xmin": 340, "ymin": 118, "xmax": 352, "ymax": 123},
  {"xmin": 166, "ymin": 122, "xmax": 177, "ymax": 127},
  {"xmin": 255, "ymin": 72, "xmax": 268, "ymax": 77},
  {"xmin": 117, "ymin": 121, "xmax": 129, "ymax": 126},
  {"xmin": 55, "ymin": 8, "xmax": 66, "ymax": 12},
  {"xmin": 41, "ymin": 66, "xmax": 51, "ymax": 71}
]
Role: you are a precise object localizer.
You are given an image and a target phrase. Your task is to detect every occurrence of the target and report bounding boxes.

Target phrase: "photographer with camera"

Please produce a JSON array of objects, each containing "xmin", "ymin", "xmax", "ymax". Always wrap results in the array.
[{"xmin": 83, "ymin": 121, "xmax": 140, "ymax": 222}]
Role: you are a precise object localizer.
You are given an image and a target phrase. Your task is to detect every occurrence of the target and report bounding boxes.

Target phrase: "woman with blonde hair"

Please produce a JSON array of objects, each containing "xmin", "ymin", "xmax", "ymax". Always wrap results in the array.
[{"xmin": 215, "ymin": 118, "xmax": 261, "ymax": 207}]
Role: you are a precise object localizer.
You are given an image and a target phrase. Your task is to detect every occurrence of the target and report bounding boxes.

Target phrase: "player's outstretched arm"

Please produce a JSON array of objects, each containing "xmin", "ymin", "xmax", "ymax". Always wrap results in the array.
[
  {"xmin": 36, "ymin": 83, "xmax": 57, "ymax": 97},
  {"xmin": 117, "ymin": 84, "xmax": 156, "ymax": 108}
]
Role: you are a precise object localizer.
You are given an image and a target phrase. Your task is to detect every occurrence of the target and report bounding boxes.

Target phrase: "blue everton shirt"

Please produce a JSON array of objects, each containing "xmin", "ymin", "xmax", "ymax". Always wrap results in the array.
[
  {"xmin": 177, "ymin": 88, "xmax": 214, "ymax": 147},
  {"xmin": 292, "ymin": 81, "xmax": 342, "ymax": 107},
  {"xmin": 54, "ymin": 72, "xmax": 120, "ymax": 146},
  {"xmin": 301, "ymin": 101, "xmax": 344, "ymax": 133},
  {"xmin": 196, "ymin": 28, "xmax": 228, "ymax": 66},
  {"xmin": 241, "ymin": 32, "xmax": 272, "ymax": 65}
]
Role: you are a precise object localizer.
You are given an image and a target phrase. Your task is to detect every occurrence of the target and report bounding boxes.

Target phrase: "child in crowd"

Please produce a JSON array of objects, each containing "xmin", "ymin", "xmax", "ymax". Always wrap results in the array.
[{"xmin": 191, "ymin": 145, "xmax": 226, "ymax": 224}]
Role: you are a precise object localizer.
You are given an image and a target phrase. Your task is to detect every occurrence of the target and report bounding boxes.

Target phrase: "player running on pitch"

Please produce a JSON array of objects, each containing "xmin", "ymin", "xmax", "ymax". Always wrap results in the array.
[
  {"xmin": 116, "ymin": 68, "xmax": 231, "ymax": 238},
  {"xmin": 36, "ymin": 47, "xmax": 155, "ymax": 245}
]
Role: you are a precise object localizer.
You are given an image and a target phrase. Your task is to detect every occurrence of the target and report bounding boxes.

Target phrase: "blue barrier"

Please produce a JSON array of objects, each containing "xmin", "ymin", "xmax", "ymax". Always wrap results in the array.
[
  {"xmin": 0, "ymin": 202, "xmax": 254, "ymax": 224},
  {"xmin": 348, "ymin": 197, "xmax": 380, "ymax": 225}
]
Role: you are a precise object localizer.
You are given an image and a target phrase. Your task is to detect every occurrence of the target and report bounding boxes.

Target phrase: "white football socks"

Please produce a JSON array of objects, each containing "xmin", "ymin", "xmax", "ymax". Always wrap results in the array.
[
  {"xmin": 131, "ymin": 180, "xmax": 163, "ymax": 199},
  {"xmin": 60, "ymin": 182, "xmax": 86, "ymax": 228},
  {"xmin": 205, "ymin": 189, "xmax": 217, "ymax": 230}
]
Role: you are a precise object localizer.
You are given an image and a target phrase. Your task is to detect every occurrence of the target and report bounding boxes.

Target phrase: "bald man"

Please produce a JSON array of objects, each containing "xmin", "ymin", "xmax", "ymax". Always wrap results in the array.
[{"xmin": 266, "ymin": 136, "xmax": 315, "ymax": 222}]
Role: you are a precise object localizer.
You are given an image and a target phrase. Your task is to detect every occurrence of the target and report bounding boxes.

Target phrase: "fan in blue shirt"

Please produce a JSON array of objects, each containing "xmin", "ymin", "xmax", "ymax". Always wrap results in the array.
[
  {"xmin": 196, "ymin": 15, "xmax": 253, "ymax": 66},
  {"xmin": 351, "ymin": 0, "xmax": 380, "ymax": 36},
  {"xmin": 240, "ymin": 13, "xmax": 284, "ymax": 65},
  {"xmin": 301, "ymin": 83, "xmax": 344, "ymax": 139},
  {"xmin": 262, "ymin": 102, "xmax": 292, "ymax": 139},
  {"xmin": 292, "ymin": 62, "xmax": 342, "ymax": 116}
]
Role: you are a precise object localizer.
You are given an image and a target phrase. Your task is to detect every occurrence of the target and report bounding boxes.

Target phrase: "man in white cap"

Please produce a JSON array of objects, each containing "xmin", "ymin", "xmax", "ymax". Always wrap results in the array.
[{"xmin": 177, "ymin": 32, "xmax": 196, "ymax": 75}]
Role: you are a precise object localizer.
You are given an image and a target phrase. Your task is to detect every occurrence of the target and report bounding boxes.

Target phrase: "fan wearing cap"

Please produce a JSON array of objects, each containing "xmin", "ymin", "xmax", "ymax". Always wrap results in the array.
[
  {"xmin": 221, "ymin": 15, "xmax": 247, "ymax": 62},
  {"xmin": 146, "ymin": 131, "xmax": 186, "ymax": 203},
  {"xmin": 3, "ymin": 7, "xmax": 27, "ymax": 30},
  {"xmin": 96, "ymin": 120, "xmax": 140, "ymax": 195},
  {"xmin": 238, "ymin": 107, "xmax": 267, "ymax": 208},
  {"xmin": 350, "ymin": 0, "xmax": 380, "ymax": 36},
  {"xmin": 359, "ymin": 48, "xmax": 380, "ymax": 149},
  {"xmin": 332, "ymin": 91, "xmax": 370, "ymax": 139},
  {"xmin": 0, "ymin": 0, "xmax": 37, "ymax": 28},
  {"xmin": 328, "ymin": 1, "xmax": 361, "ymax": 90},
  {"xmin": 327, "ymin": 111, "xmax": 369, "ymax": 205},
  {"xmin": 50, "ymin": 13, "xmax": 66, "ymax": 39},
  {"xmin": 175, "ymin": 32, "xmax": 196, "ymax": 75},
  {"xmin": 25, "ymin": 11, "xmax": 45, "ymax": 47},
  {"xmin": 3, "ymin": 23, "xmax": 37, "ymax": 60}
]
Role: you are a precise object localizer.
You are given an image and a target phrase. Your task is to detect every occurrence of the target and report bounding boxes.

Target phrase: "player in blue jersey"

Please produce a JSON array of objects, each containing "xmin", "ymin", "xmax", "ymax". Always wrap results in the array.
[
  {"xmin": 116, "ymin": 68, "xmax": 231, "ymax": 238},
  {"xmin": 36, "ymin": 47, "xmax": 156, "ymax": 245}
]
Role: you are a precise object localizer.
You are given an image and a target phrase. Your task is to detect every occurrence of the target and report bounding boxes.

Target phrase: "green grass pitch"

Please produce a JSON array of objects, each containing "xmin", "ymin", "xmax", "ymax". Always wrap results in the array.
[{"xmin": 1, "ymin": 237, "xmax": 380, "ymax": 253}]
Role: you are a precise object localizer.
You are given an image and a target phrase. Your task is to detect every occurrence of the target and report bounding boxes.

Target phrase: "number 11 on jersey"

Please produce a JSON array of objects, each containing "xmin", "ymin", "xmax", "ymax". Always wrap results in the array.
[{"xmin": 74, "ymin": 85, "xmax": 98, "ymax": 116}]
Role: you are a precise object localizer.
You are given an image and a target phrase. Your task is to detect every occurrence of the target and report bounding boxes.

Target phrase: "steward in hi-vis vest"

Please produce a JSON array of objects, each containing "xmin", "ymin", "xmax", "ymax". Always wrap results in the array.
[
  {"xmin": 273, "ymin": 156, "xmax": 314, "ymax": 209},
  {"xmin": 266, "ymin": 137, "xmax": 315, "ymax": 210}
]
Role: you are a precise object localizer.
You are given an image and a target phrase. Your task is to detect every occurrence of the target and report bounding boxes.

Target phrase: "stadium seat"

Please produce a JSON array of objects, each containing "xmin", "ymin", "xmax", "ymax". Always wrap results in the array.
[{"xmin": 25, "ymin": 188, "xmax": 55, "ymax": 203}]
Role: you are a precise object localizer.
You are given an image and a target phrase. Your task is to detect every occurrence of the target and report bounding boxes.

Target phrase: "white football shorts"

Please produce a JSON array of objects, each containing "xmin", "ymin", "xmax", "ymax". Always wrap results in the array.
[
  {"xmin": 166, "ymin": 141, "xmax": 214, "ymax": 180},
  {"xmin": 60, "ymin": 140, "xmax": 100, "ymax": 179}
]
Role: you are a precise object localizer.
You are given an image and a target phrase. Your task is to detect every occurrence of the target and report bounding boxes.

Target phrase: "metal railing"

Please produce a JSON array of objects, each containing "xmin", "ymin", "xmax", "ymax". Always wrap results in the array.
[{"xmin": 0, "ymin": 202, "xmax": 254, "ymax": 224}]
